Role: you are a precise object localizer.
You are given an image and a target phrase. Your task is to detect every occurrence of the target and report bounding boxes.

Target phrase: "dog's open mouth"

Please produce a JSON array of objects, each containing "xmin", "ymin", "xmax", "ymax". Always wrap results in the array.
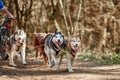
[
  {"xmin": 16, "ymin": 40, "xmax": 24, "ymax": 46},
  {"xmin": 57, "ymin": 42, "xmax": 61, "ymax": 46},
  {"xmin": 54, "ymin": 41, "xmax": 61, "ymax": 46},
  {"xmin": 73, "ymin": 45, "xmax": 79, "ymax": 52},
  {"xmin": 53, "ymin": 41, "xmax": 62, "ymax": 50}
]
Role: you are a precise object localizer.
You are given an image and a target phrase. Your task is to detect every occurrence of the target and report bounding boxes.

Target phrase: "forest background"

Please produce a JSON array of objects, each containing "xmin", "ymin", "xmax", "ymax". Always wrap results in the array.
[{"xmin": 1, "ymin": 0, "xmax": 120, "ymax": 54}]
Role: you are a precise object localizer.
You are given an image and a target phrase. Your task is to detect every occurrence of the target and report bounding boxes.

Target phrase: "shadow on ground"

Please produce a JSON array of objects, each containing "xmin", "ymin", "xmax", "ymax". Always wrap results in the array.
[{"xmin": 0, "ymin": 59, "xmax": 120, "ymax": 77}]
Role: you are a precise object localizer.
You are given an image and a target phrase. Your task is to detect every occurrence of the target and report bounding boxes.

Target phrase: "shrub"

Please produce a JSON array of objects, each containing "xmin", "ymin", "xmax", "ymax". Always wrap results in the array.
[{"xmin": 78, "ymin": 53, "xmax": 120, "ymax": 64}]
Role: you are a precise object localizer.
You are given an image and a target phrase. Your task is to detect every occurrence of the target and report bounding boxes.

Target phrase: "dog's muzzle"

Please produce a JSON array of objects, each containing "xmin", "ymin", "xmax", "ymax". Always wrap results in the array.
[
  {"xmin": 55, "ymin": 41, "xmax": 61, "ymax": 46},
  {"xmin": 16, "ymin": 39, "xmax": 24, "ymax": 46},
  {"xmin": 73, "ymin": 44, "xmax": 79, "ymax": 52}
]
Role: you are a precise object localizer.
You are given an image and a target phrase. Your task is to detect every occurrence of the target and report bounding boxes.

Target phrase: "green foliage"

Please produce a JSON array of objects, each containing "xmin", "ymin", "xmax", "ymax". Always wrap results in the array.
[
  {"xmin": 79, "ymin": 53, "xmax": 95, "ymax": 61},
  {"xmin": 79, "ymin": 53, "xmax": 120, "ymax": 64}
]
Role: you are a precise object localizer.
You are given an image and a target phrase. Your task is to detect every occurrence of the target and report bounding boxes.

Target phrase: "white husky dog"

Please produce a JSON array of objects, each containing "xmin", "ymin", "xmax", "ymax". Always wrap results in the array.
[
  {"xmin": 59, "ymin": 36, "xmax": 81, "ymax": 72},
  {"xmin": 44, "ymin": 32, "xmax": 65, "ymax": 71},
  {"xmin": 5, "ymin": 29, "xmax": 27, "ymax": 66}
]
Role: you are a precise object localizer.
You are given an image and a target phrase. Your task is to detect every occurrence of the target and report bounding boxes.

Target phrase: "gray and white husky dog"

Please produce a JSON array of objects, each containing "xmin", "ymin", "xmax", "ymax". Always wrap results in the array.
[
  {"xmin": 44, "ymin": 32, "xmax": 65, "ymax": 71},
  {"xmin": 5, "ymin": 29, "xmax": 27, "ymax": 66}
]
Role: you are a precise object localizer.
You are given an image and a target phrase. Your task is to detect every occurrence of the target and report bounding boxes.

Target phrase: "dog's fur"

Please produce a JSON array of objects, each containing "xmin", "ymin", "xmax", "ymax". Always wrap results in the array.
[
  {"xmin": 59, "ymin": 36, "xmax": 81, "ymax": 72},
  {"xmin": 44, "ymin": 32, "xmax": 65, "ymax": 71},
  {"xmin": 5, "ymin": 29, "xmax": 27, "ymax": 66},
  {"xmin": 34, "ymin": 33, "xmax": 48, "ymax": 64}
]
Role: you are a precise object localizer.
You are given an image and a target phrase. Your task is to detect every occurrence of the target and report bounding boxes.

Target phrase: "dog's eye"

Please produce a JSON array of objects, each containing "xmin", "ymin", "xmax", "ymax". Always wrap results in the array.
[{"xmin": 72, "ymin": 40, "xmax": 75, "ymax": 42}]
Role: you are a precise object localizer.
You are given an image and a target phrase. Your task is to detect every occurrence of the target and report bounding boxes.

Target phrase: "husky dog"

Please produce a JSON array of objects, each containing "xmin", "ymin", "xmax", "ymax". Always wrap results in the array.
[
  {"xmin": 34, "ymin": 33, "xmax": 48, "ymax": 64},
  {"xmin": 44, "ymin": 32, "xmax": 65, "ymax": 71},
  {"xmin": 59, "ymin": 36, "xmax": 81, "ymax": 72},
  {"xmin": 5, "ymin": 29, "xmax": 27, "ymax": 66}
]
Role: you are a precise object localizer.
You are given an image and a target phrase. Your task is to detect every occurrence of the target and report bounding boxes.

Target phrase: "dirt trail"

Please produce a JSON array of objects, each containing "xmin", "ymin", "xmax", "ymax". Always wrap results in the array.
[{"xmin": 0, "ymin": 57, "xmax": 120, "ymax": 80}]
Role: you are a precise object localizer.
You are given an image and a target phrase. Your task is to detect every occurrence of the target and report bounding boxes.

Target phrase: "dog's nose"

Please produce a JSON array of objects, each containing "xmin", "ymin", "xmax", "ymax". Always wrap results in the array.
[
  {"xmin": 58, "ymin": 39, "xmax": 60, "ymax": 42},
  {"xmin": 19, "ymin": 37, "xmax": 21, "ymax": 40},
  {"xmin": 75, "ymin": 44, "xmax": 78, "ymax": 46}
]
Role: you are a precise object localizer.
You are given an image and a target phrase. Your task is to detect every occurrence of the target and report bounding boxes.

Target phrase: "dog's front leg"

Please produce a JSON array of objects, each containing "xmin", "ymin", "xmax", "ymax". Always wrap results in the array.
[
  {"xmin": 44, "ymin": 47, "xmax": 53, "ymax": 67},
  {"xmin": 9, "ymin": 51, "xmax": 17, "ymax": 66},
  {"xmin": 51, "ymin": 54, "xmax": 59, "ymax": 71},
  {"xmin": 35, "ymin": 46, "xmax": 39, "ymax": 59},
  {"xmin": 15, "ymin": 52, "xmax": 22, "ymax": 61},
  {"xmin": 21, "ymin": 45, "xmax": 27, "ymax": 65},
  {"xmin": 58, "ymin": 53, "xmax": 63, "ymax": 65},
  {"xmin": 67, "ymin": 59, "xmax": 73, "ymax": 72},
  {"xmin": 66, "ymin": 54, "xmax": 73, "ymax": 72},
  {"xmin": 47, "ymin": 53, "xmax": 53, "ymax": 67}
]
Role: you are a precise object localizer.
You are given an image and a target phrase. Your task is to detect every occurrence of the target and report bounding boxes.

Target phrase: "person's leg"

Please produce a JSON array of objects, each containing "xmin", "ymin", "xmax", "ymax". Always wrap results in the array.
[
  {"xmin": 0, "ymin": 31, "xmax": 8, "ymax": 60},
  {"xmin": 0, "ymin": 34, "xmax": 2, "ymax": 49},
  {"xmin": 0, "ymin": 32, "xmax": 3, "ymax": 53}
]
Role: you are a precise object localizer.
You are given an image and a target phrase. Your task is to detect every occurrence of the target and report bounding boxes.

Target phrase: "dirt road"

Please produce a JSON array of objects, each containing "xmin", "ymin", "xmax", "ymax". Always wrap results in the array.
[{"xmin": 0, "ymin": 57, "xmax": 120, "ymax": 80}]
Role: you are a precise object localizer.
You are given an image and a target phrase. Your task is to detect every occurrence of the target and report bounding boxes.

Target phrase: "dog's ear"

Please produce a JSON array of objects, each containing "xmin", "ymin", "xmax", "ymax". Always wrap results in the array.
[
  {"xmin": 54, "ymin": 29, "xmax": 61, "ymax": 34},
  {"xmin": 21, "ymin": 28, "xmax": 25, "ymax": 33},
  {"xmin": 57, "ymin": 32, "xmax": 62, "ymax": 34},
  {"xmin": 21, "ymin": 28, "xmax": 23, "ymax": 30},
  {"xmin": 59, "ymin": 32, "xmax": 62, "ymax": 34},
  {"xmin": 55, "ymin": 31, "xmax": 57, "ymax": 34}
]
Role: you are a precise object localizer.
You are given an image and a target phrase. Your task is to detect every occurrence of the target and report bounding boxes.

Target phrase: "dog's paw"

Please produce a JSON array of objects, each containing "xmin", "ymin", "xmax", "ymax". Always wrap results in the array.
[
  {"xmin": 47, "ymin": 62, "xmax": 53, "ymax": 68},
  {"xmin": 48, "ymin": 65, "xmax": 53, "ymax": 68},
  {"xmin": 9, "ymin": 63, "xmax": 17, "ymax": 67},
  {"xmin": 23, "ymin": 61, "xmax": 27, "ymax": 65},
  {"xmin": 68, "ymin": 70, "xmax": 74, "ymax": 72}
]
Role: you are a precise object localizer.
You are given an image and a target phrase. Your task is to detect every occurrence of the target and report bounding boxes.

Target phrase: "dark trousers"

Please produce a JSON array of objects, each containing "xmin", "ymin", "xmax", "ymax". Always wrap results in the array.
[
  {"xmin": 0, "ymin": 30, "xmax": 2, "ymax": 50},
  {"xmin": 0, "ymin": 29, "xmax": 9, "ymax": 60}
]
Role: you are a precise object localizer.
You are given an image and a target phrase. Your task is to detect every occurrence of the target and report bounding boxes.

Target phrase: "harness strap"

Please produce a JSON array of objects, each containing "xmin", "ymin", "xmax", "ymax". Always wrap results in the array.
[
  {"xmin": 50, "ymin": 41, "xmax": 60, "ymax": 55},
  {"xmin": 70, "ymin": 49, "xmax": 76, "ymax": 58}
]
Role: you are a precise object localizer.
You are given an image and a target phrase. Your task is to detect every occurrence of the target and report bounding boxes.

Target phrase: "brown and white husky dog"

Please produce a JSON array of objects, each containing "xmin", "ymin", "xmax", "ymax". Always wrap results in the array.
[
  {"xmin": 34, "ymin": 33, "xmax": 48, "ymax": 64},
  {"xmin": 5, "ymin": 29, "xmax": 27, "ymax": 66},
  {"xmin": 59, "ymin": 36, "xmax": 81, "ymax": 72}
]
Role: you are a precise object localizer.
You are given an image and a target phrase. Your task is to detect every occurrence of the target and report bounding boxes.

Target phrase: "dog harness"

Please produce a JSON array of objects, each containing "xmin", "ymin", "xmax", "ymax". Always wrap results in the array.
[{"xmin": 63, "ymin": 40, "xmax": 77, "ymax": 58}]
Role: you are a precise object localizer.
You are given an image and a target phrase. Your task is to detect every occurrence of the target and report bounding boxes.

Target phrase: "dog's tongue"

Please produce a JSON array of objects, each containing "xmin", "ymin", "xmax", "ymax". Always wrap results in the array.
[
  {"xmin": 74, "ymin": 46, "xmax": 79, "ymax": 52},
  {"xmin": 54, "ymin": 41, "xmax": 60, "ymax": 45},
  {"xmin": 17, "ymin": 40, "xmax": 23, "ymax": 46}
]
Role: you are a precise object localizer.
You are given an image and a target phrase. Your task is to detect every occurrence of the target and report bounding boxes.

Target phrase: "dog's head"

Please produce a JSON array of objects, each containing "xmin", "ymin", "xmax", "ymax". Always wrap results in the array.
[
  {"xmin": 52, "ymin": 32, "xmax": 64, "ymax": 46},
  {"xmin": 14, "ymin": 29, "xmax": 26, "ymax": 44},
  {"xmin": 70, "ymin": 37, "xmax": 81, "ymax": 52}
]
